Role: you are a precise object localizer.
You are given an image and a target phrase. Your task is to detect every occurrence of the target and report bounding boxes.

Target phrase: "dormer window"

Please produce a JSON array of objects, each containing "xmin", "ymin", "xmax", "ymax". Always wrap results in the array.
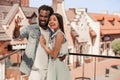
[
  {"xmin": 98, "ymin": 18, "xmax": 104, "ymax": 25},
  {"xmin": 117, "ymin": 18, "xmax": 120, "ymax": 23},
  {"xmin": 109, "ymin": 18, "xmax": 115, "ymax": 26}
]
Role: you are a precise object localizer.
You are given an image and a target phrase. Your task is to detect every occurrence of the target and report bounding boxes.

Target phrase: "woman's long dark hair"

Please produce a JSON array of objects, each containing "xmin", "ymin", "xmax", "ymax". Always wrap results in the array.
[{"xmin": 52, "ymin": 13, "xmax": 64, "ymax": 33}]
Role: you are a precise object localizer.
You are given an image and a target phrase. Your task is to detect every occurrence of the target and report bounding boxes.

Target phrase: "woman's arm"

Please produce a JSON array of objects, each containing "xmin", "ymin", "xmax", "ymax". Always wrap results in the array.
[{"xmin": 40, "ymin": 32, "xmax": 64, "ymax": 58}]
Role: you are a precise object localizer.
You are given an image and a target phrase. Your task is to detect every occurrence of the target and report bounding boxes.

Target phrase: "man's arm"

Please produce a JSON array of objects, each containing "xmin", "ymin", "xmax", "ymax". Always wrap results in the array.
[{"xmin": 13, "ymin": 19, "xmax": 21, "ymax": 38}]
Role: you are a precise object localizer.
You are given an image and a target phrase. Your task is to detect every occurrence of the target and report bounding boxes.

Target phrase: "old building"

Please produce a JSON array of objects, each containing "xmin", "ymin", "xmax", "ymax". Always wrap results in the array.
[
  {"xmin": 0, "ymin": 0, "xmax": 29, "ymax": 7},
  {"xmin": 0, "ymin": 0, "xmax": 37, "ymax": 79},
  {"xmin": 0, "ymin": 19, "xmax": 11, "ymax": 80}
]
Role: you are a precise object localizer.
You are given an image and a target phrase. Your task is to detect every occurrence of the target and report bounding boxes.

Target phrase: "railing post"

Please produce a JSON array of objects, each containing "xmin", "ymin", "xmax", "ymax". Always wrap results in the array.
[
  {"xmin": 0, "ymin": 59, "xmax": 5, "ymax": 80},
  {"xmin": 0, "ymin": 50, "xmax": 20, "ymax": 80},
  {"xmin": 94, "ymin": 57, "xmax": 96, "ymax": 80},
  {"xmin": 82, "ymin": 56, "xmax": 85, "ymax": 80}
]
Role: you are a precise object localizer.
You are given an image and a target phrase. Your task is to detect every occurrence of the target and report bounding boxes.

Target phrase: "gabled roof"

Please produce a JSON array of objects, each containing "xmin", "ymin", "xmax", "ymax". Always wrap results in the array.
[
  {"xmin": 0, "ymin": 5, "xmax": 11, "ymax": 41},
  {"xmin": 0, "ymin": 24, "xmax": 10, "ymax": 41},
  {"xmin": 0, "ymin": 4, "xmax": 38, "ymax": 25},
  {"xmin": 21, "ymin": 7, "xmax": 38, "ymax": 17},
  {"xmin": 27, "ymin": 12, "xmax": 37, "ymax": 18},
  {"xmin": 0, "ymin": 5, "xmax": 11, "ymax": 25},
  {"xmin": 2, "ymin": 4, "xmax": 19, "ymax": 25},
  {"xmin": 0, "ymin": 4, "xmax": 38, "ymax": 42}
]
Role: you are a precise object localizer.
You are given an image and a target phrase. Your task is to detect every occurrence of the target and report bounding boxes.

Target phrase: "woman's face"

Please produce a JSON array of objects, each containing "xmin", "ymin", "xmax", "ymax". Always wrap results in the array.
[{"xmin": 49, "ymin": 15, "xmax": 59, "ymax": 31}]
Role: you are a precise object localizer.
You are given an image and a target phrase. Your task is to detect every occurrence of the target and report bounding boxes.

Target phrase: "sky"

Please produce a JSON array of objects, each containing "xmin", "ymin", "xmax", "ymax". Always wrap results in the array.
[{"xmin": 30, "ymin": 0, "xmax": 120, "ymax": 14}]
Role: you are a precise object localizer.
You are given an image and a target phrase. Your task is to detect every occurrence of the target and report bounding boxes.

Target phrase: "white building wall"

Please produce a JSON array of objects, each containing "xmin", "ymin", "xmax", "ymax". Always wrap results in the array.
[
  {"xmin": 85, "ymin": 12, "xmax": 100, "ymax": 55},
  {"xmin": 70, "ymin": 8, "xmax": 101, "ymax": 55},
  {"xmin": 90, "ymin": 22, "xmax": 100, "ymax": 55}
]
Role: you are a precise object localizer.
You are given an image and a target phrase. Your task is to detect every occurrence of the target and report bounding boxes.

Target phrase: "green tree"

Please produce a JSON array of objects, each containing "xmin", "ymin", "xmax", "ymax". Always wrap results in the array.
[{"xmin": 111, "ymin": 38, "xmax": 120, "ymax": 55}]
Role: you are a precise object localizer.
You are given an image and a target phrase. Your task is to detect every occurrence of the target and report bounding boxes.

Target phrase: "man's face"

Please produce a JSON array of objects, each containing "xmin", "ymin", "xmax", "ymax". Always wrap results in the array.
[{"xmin": 38, "ymin": 9, "xmax": 50, "ymax": 29}]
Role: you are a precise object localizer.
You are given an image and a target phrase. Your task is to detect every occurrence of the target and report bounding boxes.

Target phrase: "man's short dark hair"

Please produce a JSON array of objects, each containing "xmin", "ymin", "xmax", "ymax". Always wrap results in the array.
[{"xmin": 38, "ymin": 5, "xmax": 54, "ymax": 16}]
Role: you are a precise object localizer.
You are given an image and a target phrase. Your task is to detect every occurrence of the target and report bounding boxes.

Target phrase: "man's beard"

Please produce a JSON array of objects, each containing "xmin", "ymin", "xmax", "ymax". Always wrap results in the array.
[{"xmin": 39, "ymin": 21, "xmax": 48, "ymax": 29}]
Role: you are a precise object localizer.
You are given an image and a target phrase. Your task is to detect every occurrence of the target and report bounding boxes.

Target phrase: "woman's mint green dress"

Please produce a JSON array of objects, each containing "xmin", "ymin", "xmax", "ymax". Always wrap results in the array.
[{"xmin": 47, "ymin": 29, "xmax": 72, "ymax": 80}]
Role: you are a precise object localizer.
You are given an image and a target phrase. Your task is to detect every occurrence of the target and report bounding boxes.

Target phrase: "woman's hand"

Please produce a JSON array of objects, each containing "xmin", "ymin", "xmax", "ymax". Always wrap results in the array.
[{"xmin": 40, "ymin": 34, "xmax": 46, "ymax": 47}]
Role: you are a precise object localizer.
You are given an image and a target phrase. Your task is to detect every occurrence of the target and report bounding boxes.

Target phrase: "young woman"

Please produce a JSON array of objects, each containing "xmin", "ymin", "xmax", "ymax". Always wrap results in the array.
[{"xmin": 40, "ymin": 13, "xmax": 72, "ymax": 80}]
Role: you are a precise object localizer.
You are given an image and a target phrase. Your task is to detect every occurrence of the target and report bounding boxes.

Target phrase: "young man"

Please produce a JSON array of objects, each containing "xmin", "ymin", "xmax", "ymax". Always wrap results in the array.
[{"xmin": 13, "ymin": 5, "xmax": 54, "ymax": 80}]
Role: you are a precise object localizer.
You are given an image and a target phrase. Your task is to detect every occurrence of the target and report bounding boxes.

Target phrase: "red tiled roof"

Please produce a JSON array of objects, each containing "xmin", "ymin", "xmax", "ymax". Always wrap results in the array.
[
  {"xmin": 101, "ymin": 29, "xmax": 120, "ymax": 35},
  {"xmin": 89, "ymin": 13, "xmax": 120, "ymax": 35}
]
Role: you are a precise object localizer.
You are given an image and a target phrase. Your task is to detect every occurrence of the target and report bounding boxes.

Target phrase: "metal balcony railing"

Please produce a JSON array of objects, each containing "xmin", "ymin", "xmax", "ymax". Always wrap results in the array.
[
  {"xmin": 68, "ymin": 53, "xmax": 120, "ymax": 80},
  {"xmin": 0, "ymin": 51, "xmax": 120, "ymax": 80},
  {"xmin": 0, "ymin": 50, "xmax": 20, "ymax": 61},
  {"xmin": 0, "ymin": 50, "xmax": 21, "ymax": 80}
]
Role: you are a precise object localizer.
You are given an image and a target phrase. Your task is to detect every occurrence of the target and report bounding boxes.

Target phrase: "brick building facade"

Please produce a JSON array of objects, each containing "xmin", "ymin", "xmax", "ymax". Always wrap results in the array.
[{"xmin": 0, "ymin": 0, "xmax": 29, "ymax": 7}]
